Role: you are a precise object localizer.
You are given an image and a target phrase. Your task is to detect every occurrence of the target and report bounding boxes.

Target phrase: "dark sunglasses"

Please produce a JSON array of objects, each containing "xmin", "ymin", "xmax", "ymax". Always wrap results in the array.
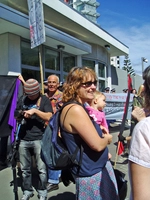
[{"xmin": 81, "ymin": 80, "xmax": 97, "ymax": 87}]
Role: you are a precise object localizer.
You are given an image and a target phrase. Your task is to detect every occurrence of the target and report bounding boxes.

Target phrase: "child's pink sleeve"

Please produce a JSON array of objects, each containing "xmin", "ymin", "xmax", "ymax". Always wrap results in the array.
[{"xmin": 101, "ymin": 112, "xmax": 108, "ymax": 130}]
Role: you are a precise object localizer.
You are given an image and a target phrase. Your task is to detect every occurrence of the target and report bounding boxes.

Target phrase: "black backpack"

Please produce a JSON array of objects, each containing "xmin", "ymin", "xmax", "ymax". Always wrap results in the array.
[
  {"xmin": 114, "ymin": 169, "xmax": 128, "ymax": 200},
  {"xmin": 41, "ymin": 102, "xmax": 83, "ymax": 172}
]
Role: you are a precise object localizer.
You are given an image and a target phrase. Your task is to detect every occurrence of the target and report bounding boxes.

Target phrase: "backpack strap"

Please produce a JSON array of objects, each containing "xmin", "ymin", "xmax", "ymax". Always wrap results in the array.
[
  {"xmin": 36, "ymin": 96, "xmax": 42, "ymax": 108},
  {"xmin": 61, "ymin": 104, "xmax": 77, "ymax": 129},
  {"xmin": 59, "ymin": 101, "xmax": 84, "ymax": 170}
]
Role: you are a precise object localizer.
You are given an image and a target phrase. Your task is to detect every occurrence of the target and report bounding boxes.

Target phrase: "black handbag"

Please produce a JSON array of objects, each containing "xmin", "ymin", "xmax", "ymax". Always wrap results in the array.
[{"xmin": 114, "ymin": 169, "xmax": 128, "ymax": 200}]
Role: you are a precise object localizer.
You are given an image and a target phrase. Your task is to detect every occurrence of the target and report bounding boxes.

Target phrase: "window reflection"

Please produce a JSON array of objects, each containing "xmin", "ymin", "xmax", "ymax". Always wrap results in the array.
[
  {"xmin": 21, "ymin": 41, "xmax": 39, "ymax": 67},
  {"xmin": 98, "ymin": 80, "xmax": 105, "ymax": 92},
  {"xmin": 98, "ymin": 63, "xmax": 105, "ymax": 78},
  {"xmin": 45, "ymin": 48, "xmax": 60, "ymax": 71},
  {"xmin": 63, "ymin": 53, "xmax": 76, "ymax": 72},
  {"xmin": 82, "ymin": 59, "xmax": 95, "ymax": 70},
  {"xmin": 22, "ymin": 69, "xmax": 41, "ymax": 82}
]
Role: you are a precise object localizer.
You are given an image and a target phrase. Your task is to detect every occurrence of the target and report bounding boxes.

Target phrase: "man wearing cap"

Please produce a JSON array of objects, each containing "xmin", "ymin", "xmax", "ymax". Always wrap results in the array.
[
  {"xmin": 111, "ymin": 88, "xmax": 116, "ymax": 93},
  {"xmin": 104, "ymin": 87, "xmax": 110, "ymax": 93},
  {"xmin": 45, "ymin": 74, "xmax": 62, "ymax": 192},
  {"xmin": 123, "ymin": 89, "xmax": 128, "ymax": 93},
  {"xmin": 15, "ymin": 79, "xmax": 53, "ymax": 200}
]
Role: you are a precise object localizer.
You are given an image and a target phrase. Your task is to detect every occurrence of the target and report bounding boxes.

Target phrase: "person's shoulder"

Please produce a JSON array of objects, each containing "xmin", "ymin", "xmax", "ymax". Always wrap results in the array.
[
  {"xmin": 57, "ymin": 89, "xmax": 62, "ymax": 94},
  {"xmin": 134, "ymin": 117, "xmax": 150, "ymax": 135},
  {"xmin": 55, "ymin": 89, "xmax": 62, "ymax": 95},
  {"xmin": 41, "ymin": 94, "xmax": 48, "ymax": 99},
  {"xmin": 63, "ymin": 102, "xmax": 84, "ymax": 113},
  {"xmin": 86, "ymin": 105, "xmax": 95, "ymax": 112},
  {"xmin": 53, "ymin": 89, "xmax": 62, "ymax": 99},
  {"xmin": 99, "ymin": 110, "xmax": 105, "ymax": 116},
  {"xmin": 40, "ymin": 94, "xmax": 50, "ymax": 102}
]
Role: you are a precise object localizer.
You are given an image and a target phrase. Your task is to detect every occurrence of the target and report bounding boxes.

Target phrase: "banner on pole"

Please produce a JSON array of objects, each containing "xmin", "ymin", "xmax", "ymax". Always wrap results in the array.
[
  {"xmin": 104, "ymin": 93, "xmax": 134, "ymax": 120},
  {"xmin": 27, "ymin": 0, "xmax": 45, "ymax": 49}
]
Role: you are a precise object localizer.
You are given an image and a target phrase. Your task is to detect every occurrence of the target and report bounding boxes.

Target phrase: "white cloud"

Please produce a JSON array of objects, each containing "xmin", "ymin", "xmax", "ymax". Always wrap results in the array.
[{"xmin": 107, "ymin": 24, "xmax": 150, "ymax": 75}]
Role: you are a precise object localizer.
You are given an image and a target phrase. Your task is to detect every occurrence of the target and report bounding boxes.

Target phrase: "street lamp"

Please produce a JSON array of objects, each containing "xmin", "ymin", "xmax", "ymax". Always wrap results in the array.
[{"xmin": 142, "ymin": 57, "xmax": 148, "ymax": 73}]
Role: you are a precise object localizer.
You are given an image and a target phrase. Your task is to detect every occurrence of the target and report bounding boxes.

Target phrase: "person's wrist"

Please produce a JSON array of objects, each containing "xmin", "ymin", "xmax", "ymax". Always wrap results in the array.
[{"xmin": 137, "ymin": 116, "xmax": 146, "ymax": 121}]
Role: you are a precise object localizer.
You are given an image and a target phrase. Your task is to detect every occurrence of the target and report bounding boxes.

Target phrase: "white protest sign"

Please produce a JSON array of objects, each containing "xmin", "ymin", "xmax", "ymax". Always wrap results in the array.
[{"xmin": 27, "ymin": 0, "xmax": 45, "ymax": 49}]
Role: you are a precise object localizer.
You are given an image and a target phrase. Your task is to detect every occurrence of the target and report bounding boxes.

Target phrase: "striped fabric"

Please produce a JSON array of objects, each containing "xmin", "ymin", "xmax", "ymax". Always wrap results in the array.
[{"xmin": 24, "ymin": 79, "xmax": 40, "ymax": 96}]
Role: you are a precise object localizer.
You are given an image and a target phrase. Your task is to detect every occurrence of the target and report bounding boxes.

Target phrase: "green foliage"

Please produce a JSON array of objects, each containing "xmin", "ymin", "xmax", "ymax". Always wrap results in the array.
[{"xmin": 122, "ymin": 55, "xmax": 135, "ymax": 76}]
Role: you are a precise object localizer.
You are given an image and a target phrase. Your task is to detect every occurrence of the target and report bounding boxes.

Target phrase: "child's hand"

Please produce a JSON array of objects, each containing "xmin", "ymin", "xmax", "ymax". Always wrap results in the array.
[
  {"xmin": 102, "ymin": 134, "xmax": 112, "ymax": 144},
  {"xmin": 108, "ymin": 153, "xmax": 112, "ymax": 160},
  {"xmin": 100, "ymin": 125, "xmax": 109, "ymax": 134}
]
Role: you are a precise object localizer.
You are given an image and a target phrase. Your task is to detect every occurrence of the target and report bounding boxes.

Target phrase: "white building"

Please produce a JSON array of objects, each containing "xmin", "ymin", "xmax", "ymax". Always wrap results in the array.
[
  {"xmin": 111, "ymin": 56, "xmax": 120, "ymax": 68},
  {"xmin": 0, "ymin": 0, "xmax": 132, "ymax": 92},
  {"xmin": 69, "ymin": 0, "xmax": 100, "ymax": 24}
]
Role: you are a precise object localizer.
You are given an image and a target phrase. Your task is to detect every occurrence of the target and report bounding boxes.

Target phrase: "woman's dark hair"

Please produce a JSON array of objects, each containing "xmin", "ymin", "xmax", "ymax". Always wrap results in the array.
[{"xmin": 143, "ymin": 65, "xmax": 150, "ymax": 110}]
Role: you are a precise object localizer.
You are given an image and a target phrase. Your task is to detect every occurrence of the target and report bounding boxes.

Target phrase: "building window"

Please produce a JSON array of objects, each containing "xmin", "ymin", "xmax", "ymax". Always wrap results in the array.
[
  {"xmin": 21, "ymin": 41, "xmax": 39, "ymax": 67},
  {"xmin": 21, "ymin": 41, "xmax": 41, "ymax": 82},
  {"xmin": 98, "ymin": 80, "xmax": 105, "ymax": 92},
  {"xmin": 77, "ymin": 4, "xmax": 84, "ymax": 12},
  {"xmin": 62, "ymin": 53, "xmax": 76, "ymax": 73},
  {"xmin": 22, "ymin": 68, "xmax": 41, "ymax": 82},
  {"xmin": 45, "ymin": 48, "xmax": 60, "ymax": 71},
  {"xmin": 98, "ymin": 62, "xmax": 105, "ymax": 78},
  {"xmin": 82, "ymin": 59, "xmax": 95, "ymax": 70}
]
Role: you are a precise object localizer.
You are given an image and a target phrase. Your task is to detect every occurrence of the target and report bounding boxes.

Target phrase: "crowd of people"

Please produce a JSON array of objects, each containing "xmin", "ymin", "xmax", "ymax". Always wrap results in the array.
[{"xmin": 0, "ymin": 65, "xmax": 150, "ymax": 200}]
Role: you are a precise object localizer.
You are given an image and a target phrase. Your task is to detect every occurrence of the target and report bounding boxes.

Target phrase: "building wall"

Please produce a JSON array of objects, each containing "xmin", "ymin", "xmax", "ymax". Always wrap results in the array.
[
  {"xmin": 0, "ymin": 33, "xmax": 21, "ymax": 75},
  {"xmin": 83, "ymin": 44, "xmax": 108, "ymax": 64},
  {"xmin": 134, "ymin": 75, "xmax": 143, "ymax": 91},
  {"xmin": 0, "ymin": 1, "xmax": 141, "ymax": 92},
  {"xmin": 111, "ymin": 66, "xmax": 143, "ymax": 92},
  {"xmin": 0, "ymin": 33, "xmax": 8, "ymax": 75}
]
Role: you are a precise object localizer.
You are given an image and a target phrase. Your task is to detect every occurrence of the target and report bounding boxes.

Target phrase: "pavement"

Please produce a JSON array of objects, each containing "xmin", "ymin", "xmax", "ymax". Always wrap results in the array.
[{"xmin": 0, "ymin": 125, "xmax": 130, "ymax": 200}]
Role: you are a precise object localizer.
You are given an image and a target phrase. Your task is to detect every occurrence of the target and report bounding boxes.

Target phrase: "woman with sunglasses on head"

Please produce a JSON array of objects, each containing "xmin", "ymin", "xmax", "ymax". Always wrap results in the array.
[{"xmin": 60, "ymin": 67, "xmax": 119, "ymax": 200}]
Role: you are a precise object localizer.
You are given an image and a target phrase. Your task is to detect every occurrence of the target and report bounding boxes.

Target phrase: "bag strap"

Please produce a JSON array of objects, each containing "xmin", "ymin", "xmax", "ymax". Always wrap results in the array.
[
  {"xmin": 61, "ymin": 104, "xmax": 77, "ymax": 129},
  {"xmin": 59, "ymin": 101, "xmax": 84, "ymax": 169},
  {"xmin": 36, "ymin": 96, "xmax": 42, "ymax": 108},
  {"xmin": 71, "ymin": 144, "xmax": 83, "ymax": 167}
]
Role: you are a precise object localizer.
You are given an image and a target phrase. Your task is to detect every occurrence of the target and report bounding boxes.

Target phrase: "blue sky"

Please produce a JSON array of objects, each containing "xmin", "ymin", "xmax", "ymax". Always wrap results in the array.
[{"xmin": 97, "ymin": 0, "xmax": 150, "ymax": 75}]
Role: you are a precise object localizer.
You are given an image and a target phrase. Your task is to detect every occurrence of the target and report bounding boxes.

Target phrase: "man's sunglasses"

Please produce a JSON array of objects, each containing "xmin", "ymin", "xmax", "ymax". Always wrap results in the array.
[{"xmin": 81, "ymin": 80, "xmax": 97, "ymax": 87}]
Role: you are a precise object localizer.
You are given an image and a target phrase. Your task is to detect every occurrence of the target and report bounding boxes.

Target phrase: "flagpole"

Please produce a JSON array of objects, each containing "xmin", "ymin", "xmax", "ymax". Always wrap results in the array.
[
  {"xmin": 39, "ymin": 45, "xmax": 44, "ymax": 95},
  {"xmin": 114, "ymin": 141, "xmax": 120, "ymax": 169},
  {"xmin": 114, "ymin": 74, "xmax": 133, "ymax": 169}
]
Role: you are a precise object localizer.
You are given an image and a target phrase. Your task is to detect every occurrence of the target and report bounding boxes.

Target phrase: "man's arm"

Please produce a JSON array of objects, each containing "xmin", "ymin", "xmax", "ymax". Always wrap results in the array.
[
  {"xmin": 23, "ymin": 109, "xmax": 52, "ymax": 122},
  {"xmin": 23, "ymin": 95, "xmax": 53, "ymax": 122}
]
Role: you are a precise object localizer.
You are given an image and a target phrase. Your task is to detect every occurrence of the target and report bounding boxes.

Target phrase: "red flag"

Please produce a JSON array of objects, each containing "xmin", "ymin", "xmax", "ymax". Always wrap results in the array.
[
  {"xmin": 118, "ymin": 141, "xmax": 124, "ymax": 155},
  {"xmin": 117, "ymin": 74, "xmax": 132, "ymax": 155},
  {"xmin": 128, "ymin": 74, "xmax": 132, "ymax": 91}
]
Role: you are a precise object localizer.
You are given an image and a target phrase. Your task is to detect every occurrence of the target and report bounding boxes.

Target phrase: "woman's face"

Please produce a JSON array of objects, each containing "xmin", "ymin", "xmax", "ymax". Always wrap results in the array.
[{"xmin": 78, "ymin": 77, "xmax": 97, "ymax": 103}]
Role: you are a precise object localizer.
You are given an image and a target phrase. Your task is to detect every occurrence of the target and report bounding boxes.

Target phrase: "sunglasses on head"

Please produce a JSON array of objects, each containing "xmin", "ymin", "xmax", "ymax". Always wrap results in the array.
[{"xmin": 81, "ymin": 80, "xmax": 97, "ymax": 87}]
